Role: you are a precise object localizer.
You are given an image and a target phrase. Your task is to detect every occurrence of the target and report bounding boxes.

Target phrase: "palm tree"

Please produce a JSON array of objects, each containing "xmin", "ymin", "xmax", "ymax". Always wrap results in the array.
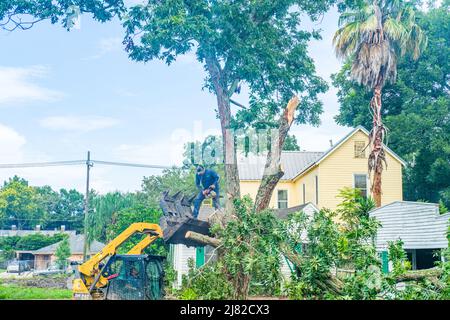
[{"xmin": 333, "ymin": 0, "xmax": 427, "ymax": 206}]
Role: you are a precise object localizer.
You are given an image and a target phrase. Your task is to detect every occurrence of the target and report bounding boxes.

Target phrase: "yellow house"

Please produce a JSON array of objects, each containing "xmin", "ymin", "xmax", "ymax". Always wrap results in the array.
[{"xmin": 238, "ymin": 126, "xmax": 405, "ymax": 211}]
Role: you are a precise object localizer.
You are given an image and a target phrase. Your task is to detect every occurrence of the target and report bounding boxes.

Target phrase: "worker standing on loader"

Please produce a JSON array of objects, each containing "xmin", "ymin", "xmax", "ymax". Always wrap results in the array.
[{"xmin": 193, "ymin": 165, "xmax": 220, "ymax": 218}]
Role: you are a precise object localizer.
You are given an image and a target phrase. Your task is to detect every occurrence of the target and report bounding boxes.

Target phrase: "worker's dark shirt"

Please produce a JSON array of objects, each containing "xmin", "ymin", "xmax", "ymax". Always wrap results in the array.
[{"xmin": 195, "ymin": 169, "xmax": 220, "ymax": 191}]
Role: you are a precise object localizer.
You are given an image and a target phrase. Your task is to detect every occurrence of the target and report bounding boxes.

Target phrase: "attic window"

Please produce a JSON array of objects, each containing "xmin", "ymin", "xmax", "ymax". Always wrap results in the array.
[{"xmin": 354, "ymin": 141, "xmax": 366, "ymax": 158}]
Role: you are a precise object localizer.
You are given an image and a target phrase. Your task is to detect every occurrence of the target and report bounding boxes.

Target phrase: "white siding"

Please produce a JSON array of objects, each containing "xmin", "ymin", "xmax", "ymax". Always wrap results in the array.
[
  {"xmin": 172, "ymin": 244, "xmax": 197, "ymax": 288},
  {"xmin": 369, "ymin": 201, "xmax": 450, "ymax": 250}
]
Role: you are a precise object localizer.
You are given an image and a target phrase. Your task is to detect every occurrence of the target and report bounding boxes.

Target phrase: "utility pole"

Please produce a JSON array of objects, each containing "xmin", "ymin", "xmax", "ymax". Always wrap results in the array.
[{"xmin": 83, "ymin": 151, "xmax": 93, "ymax": 262}]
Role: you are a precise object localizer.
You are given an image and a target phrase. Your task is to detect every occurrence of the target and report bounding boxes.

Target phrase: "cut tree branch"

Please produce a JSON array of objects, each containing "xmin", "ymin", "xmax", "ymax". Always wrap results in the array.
[{"xmin": 254, "ymin": 96, "xmax": 300, "ymax": 212}]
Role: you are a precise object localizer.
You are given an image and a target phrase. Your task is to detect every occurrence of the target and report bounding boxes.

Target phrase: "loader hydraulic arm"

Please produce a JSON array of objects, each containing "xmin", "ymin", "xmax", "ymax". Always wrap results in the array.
[{"xmin": 78, "ymin": 222, "xmax": 163, "ymax": 277}]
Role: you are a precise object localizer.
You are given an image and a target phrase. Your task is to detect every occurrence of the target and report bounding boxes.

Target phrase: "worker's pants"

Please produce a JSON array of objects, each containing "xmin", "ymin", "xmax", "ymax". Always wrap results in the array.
[{"xmin": 192, "ymin": 189, "xmax": 220, "ymax": 218}]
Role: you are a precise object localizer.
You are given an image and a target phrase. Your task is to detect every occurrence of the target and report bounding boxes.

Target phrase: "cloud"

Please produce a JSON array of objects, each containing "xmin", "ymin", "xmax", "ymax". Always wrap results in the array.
[
  {"xmin": 85, "ymin": 37, "xmax": 123, "ymax": 60},
  {"xmin": 0, "ymin": 124, "xmax": 26, "ymax": 163},
  {"xmin": 39, "ymin": 116, "xmax": 119, "ymax": 132},
  {"xmin": 0, "ymin": 66, "xmax": 63, "ymax": 106},
  {"xmin": 115, "ymin": 140, "xmax": 185, "ymax": 167}
]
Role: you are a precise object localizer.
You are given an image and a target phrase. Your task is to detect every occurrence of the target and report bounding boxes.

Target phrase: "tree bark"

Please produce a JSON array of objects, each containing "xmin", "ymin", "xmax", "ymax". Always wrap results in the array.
[
  {"xmin": 205, "ymin": 55, "xmax": 241, "ymax": 216},
  {"xmin": 254, "ymin": 96, "xmax": 300, "ymax": 212},
  {"xmin": 369, "ymin": 85, "xmax": 386, "ymax": 207},
  {"xmin": 394, "ymin": 268, "xmax": 442, "ymax": 282},
  {"xmin": 185, "ymin": 231, "xmax": 222, "ymax": 247}
]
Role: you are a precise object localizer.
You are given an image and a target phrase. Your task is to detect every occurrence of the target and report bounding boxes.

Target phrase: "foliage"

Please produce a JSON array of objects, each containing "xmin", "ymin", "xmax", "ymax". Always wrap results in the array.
[
  {"xmin": 55, "ymin": 237, "xmax": 71, "ymax": 269},
  {"xmin": 41, "ymin": 188, "xmax": 85, "ymax": 233},
  {"xmin": 0, "ymin": 176, "xmax": 85, "ymax": 232},
  {"xmin": 332, "ymin": 2, "xmax": 450, "ymax": 207},
  {"xmin": 105, "ymin": 204, "xmax": 166, "ymax": 255},
  {"xmin": 180, "ymin": 197, "xmax": 284, "ymax": 299},
  {"xmin": 87, "ymin": 191, "xmax": 138, "ymax": 243},
  {"xmin": 0, "ymin": 233, "xmax": 67, "ymax": 252},
  {"xmin": 285, "ymin": 188, "xmax": 448, "ymax": 300},
  {"xmin": 334, "ymin": 0, "xmax": 427, "ymax": 88},
  {"xmin": 178, "ymin": 259, "xmax": 234, "ymax": 300},
  {"xmin": 283, "ymin": 134, "xmax": 301, "ymax": 151},
  {"xmin": 123, "ymin": 0, "xmax": 333, "ymax": 111},
  {"xmin": 0, "ymin": 284, "xmax": 71, "ymax": 300},
  {"xmin": 387, "ymin": 239, "xmax": 411, "ymax": 277},
  {"xmin": 336, "ymin": 187, "xmax": 376, "ymax": 225},
  {"xmin": 0, "ymin": 176, "xmax": 46, "ymax": 230},
  {"xmin": 176, "ymin": 189, "xmax": 449, "ymax": 300},
  {"xmin": 0, "ymin": 0, "xmax": 125, "ymax": 31},
  {"xmin": 141, "ymin": 168, "xmax": 198, "ymax": 208},
  {"xmin": 439, "ymin": 200, "xmax": 449, "ymax": 215},
  {"xmin": 285, "ymin": 208, "xmax": 341, "ymax": 298}
]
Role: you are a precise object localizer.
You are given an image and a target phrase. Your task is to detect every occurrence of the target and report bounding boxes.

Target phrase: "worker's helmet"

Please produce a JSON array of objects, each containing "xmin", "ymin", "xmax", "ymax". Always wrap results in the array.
[{"xmin": 196, "ymin": 165, "xmax": 205, "ymax": 174}]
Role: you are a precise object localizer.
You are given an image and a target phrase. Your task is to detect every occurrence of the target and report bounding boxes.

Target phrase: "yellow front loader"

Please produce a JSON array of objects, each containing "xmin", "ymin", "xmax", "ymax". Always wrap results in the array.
[{"xmin": 72, "ymin": 223, "xmax": 164, "ymax": 300}]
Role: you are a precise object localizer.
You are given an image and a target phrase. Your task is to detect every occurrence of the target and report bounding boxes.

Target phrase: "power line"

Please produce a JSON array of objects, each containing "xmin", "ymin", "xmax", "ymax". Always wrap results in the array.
[
  {"xmin": 93, "ymin": 160, "xmax": 173, "ymax": 170},
  {"xmin": 0, "ymin": 159, "xmax": 175, "ymax": 170},
  {"xmin": 0, "ymin": 160, "xmax": 85, "ymax": 169}
]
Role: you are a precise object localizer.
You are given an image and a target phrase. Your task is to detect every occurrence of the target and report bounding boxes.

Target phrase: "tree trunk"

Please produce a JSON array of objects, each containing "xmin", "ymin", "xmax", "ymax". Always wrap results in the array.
[
  {"xmin": 205, "ymin": 55, "xmax": 241, "ymax": 216},
  {"xmin": 394, "ymin": 268, "xmax": 442, "ymax": 282},
  {"xmin": 185, "ymin": 231, "xmax": 222, "ymax": 247},
  {"xmin": 254, "ymin": 96, "xmax": 300, "ymax": 212},
  {"xmin": 368, "ymin": 85, "xmax": 386, "ymax": 207}
]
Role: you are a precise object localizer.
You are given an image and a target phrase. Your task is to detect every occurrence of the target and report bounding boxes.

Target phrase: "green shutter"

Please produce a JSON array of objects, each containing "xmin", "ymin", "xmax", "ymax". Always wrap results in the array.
[
  {"xmin": 196, "ymin": 247, "xmax": 205, "ymax": 268},
  {"xmin": 381, "ymin": 251, "xmax": 389, "ymax": 274}
]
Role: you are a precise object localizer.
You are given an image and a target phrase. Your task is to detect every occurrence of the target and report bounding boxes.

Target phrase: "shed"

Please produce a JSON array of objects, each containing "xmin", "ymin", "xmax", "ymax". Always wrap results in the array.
[
  {"xmin": 32, "ymin": 234, "xmax": 105, "ymax": 270},
  {"xmin": 369, "ymin": 201, "xmax": 450, "ymax": 270}
]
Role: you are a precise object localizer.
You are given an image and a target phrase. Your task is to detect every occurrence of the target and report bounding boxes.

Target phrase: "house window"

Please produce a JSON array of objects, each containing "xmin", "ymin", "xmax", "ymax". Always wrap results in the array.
[
  {"xmin": 354, "ymin": 141, "xmax": 366, "ymax": 158},
  {"xmin": 302, "ymin": 184, "xmax": 306, "ymax": 204},
  {"xmin": 315, "ymin": 176, "xmax": 319, "ymax": 205},
  {"xmin": 354, "ymin": 174, "xmax": 368, "ymax": 198},
  {"xmin": 277, "ymin": 190, "xmax": 288, "ymax": 209}
]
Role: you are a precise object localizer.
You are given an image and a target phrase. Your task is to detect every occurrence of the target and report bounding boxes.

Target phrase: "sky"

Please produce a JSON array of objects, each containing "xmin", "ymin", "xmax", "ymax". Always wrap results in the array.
[{"xmin": 0, "ymin": 4, "xmax": 352, "ymax": 194}]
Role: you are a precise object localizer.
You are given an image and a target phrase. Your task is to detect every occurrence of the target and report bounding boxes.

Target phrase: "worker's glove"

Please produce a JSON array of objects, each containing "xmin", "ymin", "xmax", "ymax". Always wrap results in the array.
[
  {"xmin": 202, "ymin": 189, "xmax": 209, "ymax": 196},
  {"xmin": 209, "ymin": 185, "xmax": 215, "ymax": 189}
]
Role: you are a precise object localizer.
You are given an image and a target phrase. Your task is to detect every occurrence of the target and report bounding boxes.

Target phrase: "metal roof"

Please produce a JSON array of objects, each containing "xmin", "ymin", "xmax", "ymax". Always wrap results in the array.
[
  {"xmin": 369, "ymin": 201, "xmax": 450, "ymax": 250},
  {"xmin": 238, "ymin": 151, "xmax": 323, "ymax": 180},
  {"xmin": 275, "ymin": 202, "xmax": 319, "ymax": 219},
  {"xmin": 33, "ymin": 234, "xmax": 105, "ymax": 255}
]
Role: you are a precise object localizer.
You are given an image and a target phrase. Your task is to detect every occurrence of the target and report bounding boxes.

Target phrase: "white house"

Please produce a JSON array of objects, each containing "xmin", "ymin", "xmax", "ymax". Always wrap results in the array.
[{"xmin": 369, "ymin": 201, "xmax": 450, "ymax": 270}]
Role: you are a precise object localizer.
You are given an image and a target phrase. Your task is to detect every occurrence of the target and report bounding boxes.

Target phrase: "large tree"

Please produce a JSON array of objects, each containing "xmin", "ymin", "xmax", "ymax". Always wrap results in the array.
[
  {"xmin": 333, "ymin": 0, "xmax": 427, "ymax": 206},
  {"xmin": 0, "ymin": 176, "xmax": 45, "ymax": 230},
  {"xmin": 0, "ymin": 0, "xmax": 124, "ymax": 31},
  {"xmin": 332, "ymin": 2, "xmax": 449, "ymax": 207},
  {"xmin": 122, "ymin": 0, "xmax": 347, "ymax": 214}
]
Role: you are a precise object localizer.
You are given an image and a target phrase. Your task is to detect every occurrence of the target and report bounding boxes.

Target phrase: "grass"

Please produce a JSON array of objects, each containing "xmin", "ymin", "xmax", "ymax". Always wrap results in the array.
[{"xmin": 0, "ymin": 284, "xmax": 72, "ymax": 300}]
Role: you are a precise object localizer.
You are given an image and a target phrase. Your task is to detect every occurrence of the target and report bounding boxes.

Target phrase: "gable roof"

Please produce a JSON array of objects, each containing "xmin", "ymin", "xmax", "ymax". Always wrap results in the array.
[
  {"xmin": 33, "ymin": 234, "xmax": 105, "ymax": 255},
  {"xmin": 291, "ymin": 126, "xmax": 406, "ymax": 181},
  {"xmin": 369, "ymin": 201, "xmax": 450, "ymax": 249},
  {"xmin": 238, "ymin": 126, "xmax": 406, "ymax": 181}
]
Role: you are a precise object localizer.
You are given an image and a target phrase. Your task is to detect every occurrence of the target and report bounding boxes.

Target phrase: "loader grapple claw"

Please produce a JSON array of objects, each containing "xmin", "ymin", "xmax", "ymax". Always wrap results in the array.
[{"xmin": 159, "ymin": 191, "xmax": 211, "ymax": 247}]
